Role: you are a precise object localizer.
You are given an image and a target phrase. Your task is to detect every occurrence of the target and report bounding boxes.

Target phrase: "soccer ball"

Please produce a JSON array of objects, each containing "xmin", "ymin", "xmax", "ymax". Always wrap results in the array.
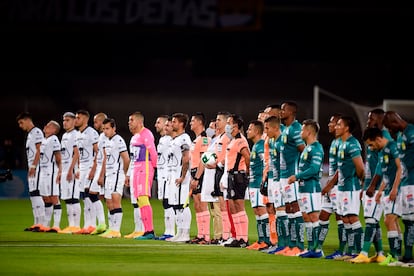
[{"xmin": 201, "ymin": 151, "xmax": 217, "ymax": 166}]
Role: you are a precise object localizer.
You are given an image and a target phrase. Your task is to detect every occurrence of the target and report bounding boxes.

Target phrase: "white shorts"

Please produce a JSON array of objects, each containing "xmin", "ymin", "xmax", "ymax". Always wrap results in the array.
[
  {"xmin": 79, "ymin": 166, "xmax": 93, "ymax": 191},
  {"xmin": 167, "ymin": 171, "xmax": 191, "ymax": 206},
  {"xmin": 201, "ymin": 168, "xmax": 219, "ymax": 203},
  {"xmin": 337, "ymin": 190, "xmax": 361, "ymax": 216},
  {"xmin": 362, "ymin": 190, "xmax": 383, "ymax": 221},
  {"xmin": 89, "ymin": 164, "xmax": 104, "ymax": 195},
  {"xmin": 104, "ymin": 173, "xmax": 125, "ymax": 199},
  {"xmin": 298, "ymin": 192, "xmax": 322, "ymax": 214},
  {"xmin": 401, "ymin": 185, "xmax": 414, "ymax": 219},
  {"xmin": 39, "ymin": 170, "xmax": 60, "ymax": 197},
  {"xmin": 382, "ymin": 192, "xmax": 402, "ymax": 217},
  {"xmin": 27, "ymin": 167, "xmax": 41, "ymax": 193},
  {"xmin": 321, "ymin": 185, "xmax": 339, "ymax": 214},
  {"xmin": 248, "ymin": 187, "xmax": 265, "ymax": 208},
  {"xmin": 280, "ymin": 178, "xmax": 298, "ymax": 204},
  {"xmin": 60, "ymin": 170, "xmax": 80, "ymax": 200},
  {"xmin": 268, "ymin": 178, "xmax": 284, "ymax": 208}
]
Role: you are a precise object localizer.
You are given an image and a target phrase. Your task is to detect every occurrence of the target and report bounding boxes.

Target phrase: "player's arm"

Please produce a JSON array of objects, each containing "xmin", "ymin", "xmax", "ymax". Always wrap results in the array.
[
  {"xmin": 121, "ymin": 150, "xmax": 130, "ymax": 175},
  {"xmin": 54, "ymin": 150, "xmax": 62, "ymax": 184},
  {"xmin": 176, "ymin": 149, "xmax": 190, "ymax": 186},
  {"xmin": 88, "ymin": 142, "xmax": 99, "ymax": 180},
  {"xmin": 240, "ymin": 146, "xmax": 250, "ymax": 175},
  {"xmin": 390, "ymin": 157, "xmax": 402, "ymax": 201},
  {"xmin": 67, "ymin": 146, "xmax": 79, "ymax": 181},
  {"xmin": 29, "ymin": 142, "xmax": 42, "ymax": 177},
  {"xmin": 322, "ymin": 170, "xmax": 338, "ymax": 195}
]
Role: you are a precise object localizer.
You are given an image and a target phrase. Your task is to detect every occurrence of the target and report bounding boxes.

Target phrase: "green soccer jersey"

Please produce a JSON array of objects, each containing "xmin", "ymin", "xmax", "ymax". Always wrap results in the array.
[
  {"xmin": 280, "ymin": 120, "xmax": 305, "ymax": 178},
  {"xmin": 363, "ymin": 129, "xmax": 393, "ymax": 190},
  {"xmin": 379, "ymin": 139, "xmax": 406, "ymax": 194},
  {"xmin": 397, "ymin": 123, "xmax": 414, "ymax": 186},
  {"xmin": 337, "ymin": 135, "xmax": 363, "ymax": 192},
  {"xmin": 328, "ymin": 138, "xmax": 340, "ymax": 178},
  {"xmin": 249, "ymin": 139, "xmax": 265, "ymax": 188},
  {"xmin": 268, "ymin": 135, "xmax": 282, "ymax": 181},
  {"xmin": 296, "ymin": 141, "xmax": 324, "ymax": 193}
]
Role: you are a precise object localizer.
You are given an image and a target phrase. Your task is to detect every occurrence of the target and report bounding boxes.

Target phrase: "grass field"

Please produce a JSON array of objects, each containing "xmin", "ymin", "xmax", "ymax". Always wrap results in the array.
[{"xmin": 0, "ymin": 198, "xmax": 412, "ymax": 275}]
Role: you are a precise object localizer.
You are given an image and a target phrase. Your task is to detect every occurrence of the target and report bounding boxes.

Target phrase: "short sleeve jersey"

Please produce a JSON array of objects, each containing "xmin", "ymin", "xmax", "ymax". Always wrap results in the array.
[
  {"xmin": 397, "ymin": 123, "xmax": 414, "ymax": 185},
  {"xmin": 379, "ymin": 139, "xmax": 407, "ymax": 193},
  {"xmin": 280, "ymin": 120, "xmax": 305, "ymax": 178},
  {"xmin": 39, "ymin": 135, "xmax": 61, "ymax": 173},
  {"xmin": 337, "ymin": 135, "xmax": 363, "ymax": 191},
  {"xmin": 103, "ymin": 133, "xmax": 128, "ymax": 176},
  {"xmin": 328, "ymin": 138, "xmax": 340, "ymax": 177},
  {"xmin": 60, "ymin": 128, "xmax": 78, "ymax": 172},
  {"xmin": 249, "ymin": 139, "xmax": 264, "ymax": 188},
  {"xmin": 168, "ymin": 133, "xmax": 191, "ymax": 176},
  {"xmin": 26, "ymin": 126, "xmax": 44, "ymax": 167},
  {"xmin": 76, "ymin": 126, "xmax": 99, "ymax": 170},
  {"xmin": 190, "ymin": 132, "xmax": 210, "ymax": 169},
  {"xmin": 225, "ymin": 133, "xmax": 249, "ymax": 172},
  {"xmin": 296, "ymin": 141, "xmax": 324, "ymax": 193}
]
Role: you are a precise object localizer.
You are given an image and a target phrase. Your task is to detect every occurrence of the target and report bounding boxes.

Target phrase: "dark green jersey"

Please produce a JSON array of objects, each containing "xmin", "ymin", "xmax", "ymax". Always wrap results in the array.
[
  {"xmin": 337, "ymin": 135, "xmax": 362, "ymax": 191},
  {"xmin": 379, "ymin": 139, "xmax": 406, "ymax": 194},
  {"xmin": 397, "ymin": 123, "xmax": 414, "ymax": 186},
  {"xmin": 280, "ymin": 120, "xmax": 305, "ymax": 178},
  {"xmin": 296, "ymin": 141, "xmax": 324, "ymax": 193},
  {"xmin": 249, "ymin": 139, "xmax": 264, "ymax": 188}
]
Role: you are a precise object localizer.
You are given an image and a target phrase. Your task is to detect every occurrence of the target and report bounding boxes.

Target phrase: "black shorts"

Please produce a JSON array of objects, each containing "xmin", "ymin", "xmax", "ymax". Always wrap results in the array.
[
  {"xmin": 227, "ymin": 171, "xmax": 248, "ymax": 200},
  {"xmin": 190, "ymin": 168, "xmax": 203, "ymax": 195}
]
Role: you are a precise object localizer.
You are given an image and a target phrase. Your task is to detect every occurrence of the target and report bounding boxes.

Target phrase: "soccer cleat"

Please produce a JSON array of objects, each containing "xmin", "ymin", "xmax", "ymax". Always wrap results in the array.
[
  {"xmin": 246, "ymin": 241, "xmax": 261, "ymax": 250},
  {"xmin": 257, "ymin": 242, "xmax": 270, "ymax": 251},
  {"xmin": 261, "ymin": 244, "xmax": 277, "ymax": 254},
  {"xmin": 124, "ymin": 231, "xmax": 145, "ymax": 239},
  {"xmin": 155, "ymin": 234, "xmax": 174, "ymax": 240},
  {"xmin": 135, "ymin": 231, "xmax": 155, "ymax": 240},
  {"xmin": 187, "ymin": 236, "xmax": 203, "ymax": 244},
  {"xmin": 100, "ymin": 230, "xmax": 121, "ymax": 238},
  {"xmin": 369, "ymin": 254, "xmax": 386, "ymax": 263},
  {"xmin": 58, "ymin": 226, "xmax": 74, "ymax": 234},
  {"xmin": 275, "ymin": 246, "xmax": 291, "ymax": 255},
  {"xmin": 219, "ymin": 237, "xmax": 235, "ymax": 246},
  {"xmin": 209, "ymin": 238, "xmax": 222, "ymax": 245},
  {"xmin": 336, "ymin": 253, "xmax": 357, "ymax": 261},
  {"xmin": 379, "ymin": 253, "xmax": 396, "ymax": 266},
  {"xmin": 238, "ymin": 239, "xmax": 249, "ymax": 248},
  {"xmin": 224, "ymin": 239, "xmax": 240, "ymax": 247},
  {"xmin": 24, "ymin": 224, "xmax": 42, "ymax": 232},
  {"xmin": 401, "ymin": 259, "xmax": 414, "ymax": 268},
  {"xmin": 325, "ymin": 250, "xmax": 344, "ymax": 260},
  {"xmin": 91, "ymin": 224, "xmax": 107, "ymax": 235},
  {"xmin": 283, "ymin": 247, "xmax": 303, "ymax": 256},
  {"xmin": 350, "ymin": 253, "xmax": 370, "ymax": 263},
  {"xmin": 196, "ymin": 238, "xmax": 211, "ymax": 245},
  {"xmin": 388, "ymin": 260, "xmax": 405, "ymax": 267},
  {"xmin": 46, "ymin": 227, "xmax": 61, "ymax": 233},
  {"xmin": 300, "ymin": 250, "xmax": 324, "ymax": 258}
]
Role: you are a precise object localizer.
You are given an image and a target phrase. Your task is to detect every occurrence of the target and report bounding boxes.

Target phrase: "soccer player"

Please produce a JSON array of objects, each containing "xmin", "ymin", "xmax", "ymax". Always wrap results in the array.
[
  {"xmin": 319, "ymin": 113, "xmax": 346, "ymax": 259},
  {"xmin": 246, "ymin": 120, "xmax": 271, "ymax": 250},
  {"xmin": 127, "ymin": 112, "xmax": 158, "ymax": 240},
  {"xmin": 362, "ymin": 127, "xmax": 404, "ymax": 266},
  {"xmin": 289, "ymin": 119, "xmax": 324, "ymax": 258},
  {"xmin": 154, "ymin": 115, "xmax": 175, "ymax": 240},
  {"xmin": 99, "ymin": 118, "xmax": 130, "ymax": 238},
  {"xmin": 223, "ymin": 114, "xmax": 251, "ymax": 248},
  {"xmin": 350, "ymin": 109, "xmax": 390, "ymax": 263},
  {"xmin": 276, "ymin": 101, "xmax": 306, "ymax": 256},
  {"xmin": 166, "ymin": 113, "xmax": 192, "ymax": 243},
  {"xmin": 325, "ymin": 116, "xmax": 365, "ymax": 260},
  {"xmin": 16, "ymin": 112, "xmax": 46, "ymax": 232},
  {"xmin": 58, "ymin": 112, "xmax": 81, "ymax": 234},
  {"xmin": 73, "ymin": 110, "xmax": 99, "ymax": 234},
  {"xmin": 263, "ymin": 115, "xmax": 288, "ymax": 254},
  {"xmin": 89, "ymin": 112, "xmax": 108, "ymax": 235},
  {"xmin": 188, "ymin": 112, "xmax": 211, "ymax": 244},
  {"xmin": 39, "ymin": 120, "xmax": 63, "ymax": 232},
  {"xmin": 383, "ymin": 111, "xmax": 414, "ymax": 266}
]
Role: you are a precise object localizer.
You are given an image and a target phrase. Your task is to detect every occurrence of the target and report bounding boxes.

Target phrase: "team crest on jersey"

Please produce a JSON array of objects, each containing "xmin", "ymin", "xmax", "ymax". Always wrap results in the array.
[
  {"xmin": 202, "ymin": 137, "xmax": 209, "ymax": 145},
  {"xmin": 401, "ymin": 141, "xmax": 406, "ymax": 150},
  {"xmin": 303, "ymin": 151, "xmax": 308, "ymax": 160},
  {"xmin": 383, "ymin": 154, "xmax": 389, "ymax": 164},
  {"xmin": 339, "ymin": 150, "xmax": 344, "ymax": 159},
  {"xmin": 251, "ymin": 151, "xmax": 256, "ymax": 159}
]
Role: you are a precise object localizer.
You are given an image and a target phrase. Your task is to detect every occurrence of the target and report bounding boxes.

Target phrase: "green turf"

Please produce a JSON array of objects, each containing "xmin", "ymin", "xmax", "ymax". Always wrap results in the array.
[{"xmin": 0, "ymin": 198, "xmax": 411, "ymax": 275}]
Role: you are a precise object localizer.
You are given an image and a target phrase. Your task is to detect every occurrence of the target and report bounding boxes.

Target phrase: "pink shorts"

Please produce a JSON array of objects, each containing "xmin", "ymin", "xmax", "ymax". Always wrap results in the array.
[{"xmin": 132, "ymin": 162, "xmax": 155, "ymax": 198}]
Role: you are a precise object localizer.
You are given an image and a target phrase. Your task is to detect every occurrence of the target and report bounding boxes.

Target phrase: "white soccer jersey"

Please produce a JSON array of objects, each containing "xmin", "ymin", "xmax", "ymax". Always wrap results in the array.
[
  {"xmin": 26, "ymin": 126, "xmax": 44, "ymax": 166},
  {"xmin": 96, "ymin": 132, "xmax": 106, "ymax": 167},
  {"xmin": 61, "ymin": 129, "xmax": 78, "ymax": 172},
  {"xmin": 104, "ymin": 133, "xmax": 128, "ymax": 176},
  {"xmin": 157, "ymin": 135, "xmax": 173, "ymax": 181},
  {"xmin": 76, "ymin": 126, "xmax": 99, "ymax": 170},
  {"xmin": 39, "ymin": 135, "xmax": 61, "ymax": 173}
]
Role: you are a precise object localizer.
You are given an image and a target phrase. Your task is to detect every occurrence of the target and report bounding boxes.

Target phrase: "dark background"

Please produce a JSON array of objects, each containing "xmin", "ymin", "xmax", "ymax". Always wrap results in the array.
[{"xmin": 1, "ymin": 0, "xmax": 413, "ymax": 168}]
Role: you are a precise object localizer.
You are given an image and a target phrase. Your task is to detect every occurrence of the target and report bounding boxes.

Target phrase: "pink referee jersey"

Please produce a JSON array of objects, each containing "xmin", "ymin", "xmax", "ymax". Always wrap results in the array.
[{"xmin": 130, "ymin": 127, "xmax": 157, "ymax": 198}]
